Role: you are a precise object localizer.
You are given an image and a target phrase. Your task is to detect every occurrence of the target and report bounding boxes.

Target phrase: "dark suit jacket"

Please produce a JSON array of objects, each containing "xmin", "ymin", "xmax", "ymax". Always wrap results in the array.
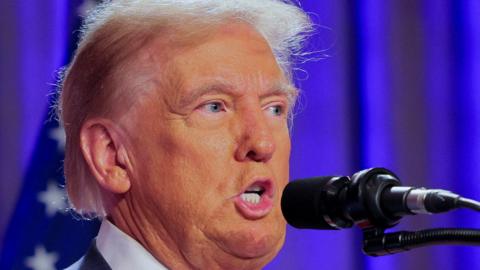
[{"xmin": 69, "ymin": 240, "xmax": 112, "ymax": 270}]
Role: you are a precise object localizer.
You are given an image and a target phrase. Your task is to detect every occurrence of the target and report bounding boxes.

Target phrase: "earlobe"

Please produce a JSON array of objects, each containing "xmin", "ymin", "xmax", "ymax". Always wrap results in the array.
[{"xmin": 80, "ymin": 119, "xmax": 132, "ymax": 194}]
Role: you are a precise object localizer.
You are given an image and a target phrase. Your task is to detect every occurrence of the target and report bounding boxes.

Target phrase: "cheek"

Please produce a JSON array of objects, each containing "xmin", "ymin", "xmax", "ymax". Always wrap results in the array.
[
  {"xmin": 137, "ymin": 125, "xmax": 235, "ymax": 203},
  {"xmin": 274, "ymin": 127, "xmax": 291, "ymax": 162},
  {"xmin": 272, "ymin": 130, "xmax": 291, "ymax": 188}
]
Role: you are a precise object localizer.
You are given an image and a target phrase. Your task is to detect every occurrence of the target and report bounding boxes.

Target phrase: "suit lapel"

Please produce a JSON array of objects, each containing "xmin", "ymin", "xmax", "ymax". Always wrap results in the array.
[{"xmin": 79, "ymin": 240, "xmax": 112, "ymax": 270}]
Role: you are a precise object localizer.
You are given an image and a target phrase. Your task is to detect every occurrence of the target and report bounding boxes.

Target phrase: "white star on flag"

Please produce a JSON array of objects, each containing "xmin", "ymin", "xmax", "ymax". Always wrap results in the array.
[
  {"xmin": 48, "ymin": 125, "xmax": 66, "ymax": 152},
  {"xmin": 38, "ymin": 180, "xmax": 68, "ymax": 217},
  {"xmin": 25, "ymin": 245, "xmax": 59, "ymax": 270}
]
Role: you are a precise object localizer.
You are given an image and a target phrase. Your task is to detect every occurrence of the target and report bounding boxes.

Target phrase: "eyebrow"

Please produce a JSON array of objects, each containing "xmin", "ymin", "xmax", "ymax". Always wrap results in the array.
[
  {"xmin": 178, "ymin": 81, "xmax": 235, "ymax": 108},
  {"xmin": 177, "ymin": 80, "xmax": 298, "ymax": 108},
  {"xmin": 260, "ymin": 83, "xmax": 298, "ymax": 102}
]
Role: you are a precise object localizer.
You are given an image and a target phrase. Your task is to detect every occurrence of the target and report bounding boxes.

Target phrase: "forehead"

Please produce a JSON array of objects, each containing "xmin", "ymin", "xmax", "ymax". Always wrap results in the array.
[{"xmin": 139, "ymin": 22, "xmax": 294, "ymax": 99}]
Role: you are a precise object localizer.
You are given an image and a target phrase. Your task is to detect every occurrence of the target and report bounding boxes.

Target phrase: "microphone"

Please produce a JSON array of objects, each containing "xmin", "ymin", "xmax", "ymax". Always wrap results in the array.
[{"xmin": 281, "ymin": 168, "xmax": 462, "ymax": 230}]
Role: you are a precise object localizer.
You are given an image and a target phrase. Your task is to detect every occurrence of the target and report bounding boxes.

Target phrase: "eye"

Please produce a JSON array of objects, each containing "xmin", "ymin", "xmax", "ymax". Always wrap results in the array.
[
  {"xmin": 266, "ymin": 104, "xmax": 285, "ymax": 117},
  {"xmin": 200, "ymin": 101, "xmax": 226, "ymax": 113}
]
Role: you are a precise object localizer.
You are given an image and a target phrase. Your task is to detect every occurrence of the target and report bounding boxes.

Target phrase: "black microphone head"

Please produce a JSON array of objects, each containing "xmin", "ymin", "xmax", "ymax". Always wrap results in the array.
[{"xmin": 281, "ymin": 176, "xmax": 353, "ymax": 230}]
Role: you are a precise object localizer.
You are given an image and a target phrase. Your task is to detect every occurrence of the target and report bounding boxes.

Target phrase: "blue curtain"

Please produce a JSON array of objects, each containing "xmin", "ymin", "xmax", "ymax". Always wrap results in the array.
[
  {"xmin": 270, "ymin": 1, "xmax": 480, "ymax": 269},
  {"xmin": 1, "ymin": 0, "xmax": 479, "ymax": 269}
]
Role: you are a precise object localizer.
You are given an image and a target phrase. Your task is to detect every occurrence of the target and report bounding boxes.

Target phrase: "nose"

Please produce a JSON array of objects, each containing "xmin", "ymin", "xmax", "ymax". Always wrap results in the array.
[{"xmin": 234, "ymin": 108, "xmax": 276, "ymax": 163}]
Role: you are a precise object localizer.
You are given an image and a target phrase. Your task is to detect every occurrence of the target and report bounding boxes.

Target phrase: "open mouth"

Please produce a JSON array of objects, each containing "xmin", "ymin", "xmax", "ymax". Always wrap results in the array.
[
  {"xmin": 235, "ymin": 180, "xmax": 274, "ymax": 219},
  {"xmin": 240, "ymin": 185, "xmax": 266, "ymax": 204}
]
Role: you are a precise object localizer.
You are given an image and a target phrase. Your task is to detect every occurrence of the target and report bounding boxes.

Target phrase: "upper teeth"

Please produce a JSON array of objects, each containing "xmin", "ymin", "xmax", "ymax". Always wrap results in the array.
[
  {"xmin": 246, "ymin": 185, "xmax": 262, "ymax": 192},
  {"xmin": 241, "ymin": 193, "xmax": 261, "ymax": 204}
]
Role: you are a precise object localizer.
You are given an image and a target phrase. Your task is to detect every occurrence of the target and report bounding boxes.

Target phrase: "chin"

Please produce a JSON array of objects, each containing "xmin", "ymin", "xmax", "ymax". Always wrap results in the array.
[
  {"xmin": 203, "ymin": 206, "xmax": 287, "ymax": 268},
  {"xmin": 220, "ymin": 222, "xmax": 285, "ymax": 261}
]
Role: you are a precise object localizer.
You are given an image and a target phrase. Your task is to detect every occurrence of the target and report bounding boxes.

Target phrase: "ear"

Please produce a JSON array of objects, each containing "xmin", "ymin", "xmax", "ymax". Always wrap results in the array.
[{"xmin": 80, "ymin": 119, "xmax": 131, "ymax": 194}]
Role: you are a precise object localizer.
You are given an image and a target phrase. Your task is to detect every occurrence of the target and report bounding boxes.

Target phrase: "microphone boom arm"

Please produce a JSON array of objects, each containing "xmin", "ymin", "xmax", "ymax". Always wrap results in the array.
[{"xmin": 363, "ymin": 227, "xmax": 480, "ymax": 256}]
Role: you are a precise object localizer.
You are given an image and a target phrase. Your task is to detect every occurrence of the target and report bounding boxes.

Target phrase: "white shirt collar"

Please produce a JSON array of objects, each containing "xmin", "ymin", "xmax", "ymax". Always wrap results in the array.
[{"xmin": 96, "ymin": 219, "xmax": 169, "ymax": 270}]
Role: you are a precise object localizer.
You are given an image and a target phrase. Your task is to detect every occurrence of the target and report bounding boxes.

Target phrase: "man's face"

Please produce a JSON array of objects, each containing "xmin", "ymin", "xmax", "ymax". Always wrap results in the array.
[{"xmin": 121, "ymin": 22, "xmax": 293, "ymax": 268}]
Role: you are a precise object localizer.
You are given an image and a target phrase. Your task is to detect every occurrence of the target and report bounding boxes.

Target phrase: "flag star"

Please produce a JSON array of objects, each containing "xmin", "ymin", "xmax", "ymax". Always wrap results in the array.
[
  {"xmin": 25, "ymin": 245, "xmax": 59, "ymax": 270},
  {"xmin": 78, "ymin": 0, "xmax": 98, "ymax": 16},
  {"xmin": 48, "ymin": 125, "xmax": 65, "ymax": 152},
  {"xmin": 38, "ymin": 181, "xmax": 68, "ymax": 217}
]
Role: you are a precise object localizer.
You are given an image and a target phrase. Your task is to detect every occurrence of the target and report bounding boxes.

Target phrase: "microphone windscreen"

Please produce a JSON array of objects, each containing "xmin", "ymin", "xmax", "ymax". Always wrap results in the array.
[{"xmin": 281, "ymin": 177, "xmax": 340, "ymax": 230}]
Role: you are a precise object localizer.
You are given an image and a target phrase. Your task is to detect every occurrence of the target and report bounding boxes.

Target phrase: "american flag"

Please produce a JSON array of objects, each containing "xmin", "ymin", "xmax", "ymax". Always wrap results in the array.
[{"xmin": 0, "ymin": 113, "xmax": 100, "ymax": 270}]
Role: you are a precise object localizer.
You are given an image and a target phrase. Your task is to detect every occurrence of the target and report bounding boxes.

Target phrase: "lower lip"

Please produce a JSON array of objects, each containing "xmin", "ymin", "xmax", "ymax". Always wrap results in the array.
[{"xmin": 234, "ymin": 194, "xmax": 274, "ymax": 220}]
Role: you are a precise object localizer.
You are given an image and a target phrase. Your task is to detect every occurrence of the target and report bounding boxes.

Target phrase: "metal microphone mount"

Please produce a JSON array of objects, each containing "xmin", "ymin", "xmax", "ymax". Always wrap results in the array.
[{"xmin": 351, "ymin": 168, "xmax": 480, "ymax": 256}]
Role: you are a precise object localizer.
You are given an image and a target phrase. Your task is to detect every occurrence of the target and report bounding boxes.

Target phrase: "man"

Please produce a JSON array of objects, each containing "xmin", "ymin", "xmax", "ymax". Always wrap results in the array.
[{"xmin": 60, "ymin": 0, "xmax": 312, "ymax": 269}]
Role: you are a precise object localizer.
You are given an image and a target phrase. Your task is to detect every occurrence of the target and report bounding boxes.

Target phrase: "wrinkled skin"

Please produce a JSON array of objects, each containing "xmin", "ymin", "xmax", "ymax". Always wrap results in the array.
[{"xmin": 89, "ymin": 22, "xmax": 294, "ymax": 270}]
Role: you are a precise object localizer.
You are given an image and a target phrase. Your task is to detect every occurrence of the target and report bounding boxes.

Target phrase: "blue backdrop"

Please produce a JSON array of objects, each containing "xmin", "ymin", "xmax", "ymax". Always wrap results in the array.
[{"xmin": 0, "ymin": 0, "xmax": 479, "ymax": 269}]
